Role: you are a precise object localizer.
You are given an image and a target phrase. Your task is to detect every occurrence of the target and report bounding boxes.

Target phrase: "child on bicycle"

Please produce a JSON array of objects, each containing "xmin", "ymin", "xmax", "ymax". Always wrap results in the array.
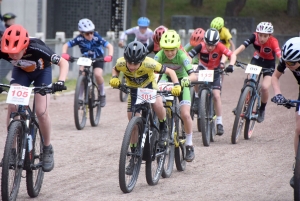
[
  {"xmin": 154, "ymin": 30, "xmax": 197, "ymax": 162},
  {"xmin": 0, "ymin": 25, "xmax": 69, "ymax": 172},
  {"xmin": 188, "ymin": 28, "xmax": 237, "ymax": 136},
  {"xmin": 234, "ymin": 22, "xmax": 281, "ymax": 123},
  {"xmin": 146, "ymin": 25, "xmax": 168, "ymax": 54},
  {"xmin": 61, "ymin": 18, "xmax": 113, "ymax": 107},
  {"xmin": 271, "ymin": 37, "xmax": 300, "ymax": 188},
  {"xmin": 118, "ymin": 17, "xmax": 153, "ymax": 48}
]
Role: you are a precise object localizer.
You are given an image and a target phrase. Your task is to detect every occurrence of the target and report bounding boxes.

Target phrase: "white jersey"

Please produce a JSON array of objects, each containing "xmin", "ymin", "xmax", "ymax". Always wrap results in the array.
[{"xmin": 119, "ymin": 26, "xmax": 153, "ymax": 46}]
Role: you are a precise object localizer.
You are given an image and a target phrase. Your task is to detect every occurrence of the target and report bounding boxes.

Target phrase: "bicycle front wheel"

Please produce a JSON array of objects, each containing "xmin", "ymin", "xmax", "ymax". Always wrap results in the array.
[
  {"xmin": 119, "ymin": 75, "xmax": 128, "ymax": 102},
  {"xmin": 1, "ymin": 121, "xmax": 24, "ymax": 201},
  {"xmin": 190, "ymin": 87, "xmax": 195, "ymax": 121},
  {"xmin": 174, "ymin": 104, "xmax": 186, "ymax": 171},
  {"xmin": 26, "ymin": 121, "xmax": 44, "ymax": 198},
  {"xmin": 74, "ymin": 75, "xmax": 87, "ymax": 130},
  {"xmin": 294, "ymin": 137, "xmax": 300, "ymax": 200},
  {"xmin": 231, "ymin": 86, "xmax": 252, "ymax": 144},
  {"xmin": 89, "ymin": 82, "xmax": 101, "ymax": 127},
  {"xmin": 199, "ymin": 90, "xmax": 211, "ymax": 146},
  {"xmin": 119, "ymin": 117, "xmax": 144, "ymax": 193}
]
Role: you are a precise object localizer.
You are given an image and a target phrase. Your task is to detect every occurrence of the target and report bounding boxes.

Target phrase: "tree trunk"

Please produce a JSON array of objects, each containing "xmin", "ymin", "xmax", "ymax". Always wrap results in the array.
[
  {"xmin": 190, "ymin": 0, "xmax": 203, "ymax": 7},
  {"xmin": 287, "ymin": 0, "xmax": 299, "ymax": 17},
  {"xmin": 225, "ymin": 0, "xmax": 247, "ymax": 16},
  {"xmin": 139, "ymin": 0, "xmax": 147, "ymax": 17}
]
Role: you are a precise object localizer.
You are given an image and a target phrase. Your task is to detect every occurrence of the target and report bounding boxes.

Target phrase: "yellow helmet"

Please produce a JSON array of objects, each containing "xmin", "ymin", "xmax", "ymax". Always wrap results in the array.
[
  {"xmin": 210, "ymin": 17, "xmax": 224, "ymax": 31},
  {"xmin": 160, "ymin": 30, "xmax": 181, "ymax": 49}
]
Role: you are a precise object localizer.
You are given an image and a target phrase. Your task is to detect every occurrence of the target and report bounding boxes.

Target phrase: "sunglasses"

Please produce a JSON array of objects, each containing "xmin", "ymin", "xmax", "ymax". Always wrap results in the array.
[
  {"xmin": 285, "ymin": 61, "xmax": 297, "ymax": 66},
  {"xmin": 83, "ymin": 31, "xmax": 94, "ymax": 36}
]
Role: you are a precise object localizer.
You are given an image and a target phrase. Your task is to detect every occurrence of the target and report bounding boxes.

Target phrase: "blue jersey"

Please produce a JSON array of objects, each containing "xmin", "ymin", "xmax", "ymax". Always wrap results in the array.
[{"xmin": 67, "ymin": 32, "xmax": 109, "ymax": 58}]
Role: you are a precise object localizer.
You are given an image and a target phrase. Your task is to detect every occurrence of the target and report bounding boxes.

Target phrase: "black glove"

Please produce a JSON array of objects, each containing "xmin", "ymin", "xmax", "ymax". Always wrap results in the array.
[
  {"xmin": 224, "ymin": 65, "xmax": 234, "ymax": 73},
  {"xmin": 52, "ymin": 80, "xmax": 66, "ymax": 93},
  {"xmin": 271, "ymin": 94, "xmax": 287, "ymax": 104}
]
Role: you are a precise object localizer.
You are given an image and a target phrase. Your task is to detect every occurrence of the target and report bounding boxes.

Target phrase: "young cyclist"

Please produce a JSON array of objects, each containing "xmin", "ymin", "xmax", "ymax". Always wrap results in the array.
[
  {"xmin": 118, "ymin": 17, "xmax": 153, "ymax": 48},
  {"xmin": 3, "ymin": 12, "xmax": 16, "ymax": 28},
  {"xmin": 271, "ymin": 37, "xmax": 300, "ymax": 188},
  {"xmin": 154, "ymin": 30, "xmax": 197, "ymax": 162},
  {"xmin": 188, "ymin": 28, "xmax": 237, "ymax": 136},
  {"xmin": 146, "ymin": 25, "xmax": 168, "ymax": 54},
  {"xmin": 109, "ymin": 41, "xmax": 181, "ymax": 174},
  {"xmin": 61, "ymin": 18, "xmax": 113, "ymax": 107},
  {"xmin": 234, "ymin": 22, "xmax": 281, "ymax": 123},
  {"xmin": 0, "ymin": 25, "xmax": 69, "ymax": 172}
]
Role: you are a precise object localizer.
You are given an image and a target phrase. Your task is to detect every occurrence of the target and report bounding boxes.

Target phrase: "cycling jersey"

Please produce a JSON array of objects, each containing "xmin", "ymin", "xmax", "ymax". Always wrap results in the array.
[
  {"xmin": 114, "ymin": 56, "xmax": 166, "ymax": 88},
  {"xmin": 188, "ymin": 41, "xmax": 232, "ymax": 70},
  {"xmin": 119, "ymin": 26, "xmax": 153, "ymax": 46},
  {"xmin": 184, "ymin": 43, "xmax": 199, "ymax": 64},
  {"xmin": 242, "ymin": 32, "xmax": 281, "ymax": 61},
  {"xmin": 277, "ymin": 58, "xmax": 300, "ymax": 85},
  {"xmin": 0, "ymin": 38, "xmax": 59, "ymax": 72},
  {"xmin": 219, "ymin": 27, "xmax": 232, "ymax": 49},
  {"xmin": 67, "ymin": 32, "xmax": 109, "ymax": 58}
]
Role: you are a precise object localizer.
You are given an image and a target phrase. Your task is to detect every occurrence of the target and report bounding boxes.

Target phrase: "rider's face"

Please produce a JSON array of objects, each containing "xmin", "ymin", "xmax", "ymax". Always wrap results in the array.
[
  {"xmin": 163, "ymin": 48, "xmax": 178, "ymax": 60},
  {"xmin": 285, "ymin": 61, "xmax": 300, "ymax": 71},
  {"xmin": 257, "ymin": 33, "xmax": 270, "ymax": 45},
  {"xmin": 126, "ymin": 62, "xmax": 141, "ymax": 72},
  {"xmin": 8, "ymin": 49, "xmax": 26, "ymax": 60},
  {"xmin": 82, "ymin": 31, "xmax": 94, "ymax": 41}
]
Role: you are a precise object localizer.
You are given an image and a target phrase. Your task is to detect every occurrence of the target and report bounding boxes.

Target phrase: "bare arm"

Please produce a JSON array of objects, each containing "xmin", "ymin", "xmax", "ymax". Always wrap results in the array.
[
  {"xmin": 62, "ymin": 43, "xmax": 69, "ymax": 54},
  {"xmin": 271, "ymin": 69, "xmax": 283, "ymax": 95},
  {"xmin": 111, "ymin": 67, "xmax": 120, "ymax": 77},
  {"xmin": 229, "ymin": 39, "xmax": 236, "ymax": 52},
  {"xmin": 57, "ymin": 58, "xmax": 69, "ymax": 81},
  {"xmin": 106, "ymin": 43, "xmax": 114, "ymax": 56},
  {"xmin": 228, "ymin": 52, "xmax": 237, "ymax": 65},
  {"xmin": 234, "ymin": 44, "xmax": 246, "ymax": 56},
  {"xmin": 164, "ymin": 68, "xmax": 179, "ymax": 84}
]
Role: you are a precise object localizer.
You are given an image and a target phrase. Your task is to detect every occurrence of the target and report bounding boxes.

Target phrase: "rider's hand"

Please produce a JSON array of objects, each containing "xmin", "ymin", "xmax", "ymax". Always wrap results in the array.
[
  {"xmin": 109, "ymin": 77, "xmax": 121, "ymax": 88},
  {"xmin": 271, "ymin": 94, "xmax": 287, "ymax": 103},
  {"xmin": 61, "ymin": 53, "xmax": 70, "ymax": 61},
  {"xmin": 220, "ymin": 62, "xmax": 225, "ymax": 69},
  {"xmin": 118, "ymin": 41, "xmax": 124, "ymax": 48},
  {"xmin": 180, "ymin": 77, "xmax": 190, "ymax": 87},
  {"xmin": 52, "ymin": 80, "xmax": 66, "ymax": 93},
  {"xmin": 224, "ymin": 65, "xmax": 234, "ymax": 73},
  {"xmin": 171, "ymin": 83, "xmax": 181, "ymax": 96},
  {"xmin": 104, "ymin": 55, "xmax": 113, "ymax": 62}
]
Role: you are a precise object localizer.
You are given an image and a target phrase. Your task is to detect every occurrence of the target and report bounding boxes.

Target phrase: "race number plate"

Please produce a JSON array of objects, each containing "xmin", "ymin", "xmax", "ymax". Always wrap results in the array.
[
  {"xmin": 77, "ymin": 57, "xmax": 92, "ymax": 66},
  {"xmin": 136, "ymin": 88, "xmax": 157, "ymax": 104},
  {"xmin": 198, "ymin": 70, "xmax": 214, "ymax": 82},
  {"xmin": 157, "ymin": 82, "xmax": 174, "ymax": 100},
  {"xmin": 6, "ymin": 86, "xmax": 33, "ymax": 105},
  {"xmin": 245, "ymin": 64, "xmax": 262, "ymax": 75}
]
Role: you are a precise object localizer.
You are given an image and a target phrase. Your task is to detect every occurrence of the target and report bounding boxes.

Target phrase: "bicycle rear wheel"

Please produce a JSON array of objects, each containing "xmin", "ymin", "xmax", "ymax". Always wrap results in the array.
[
  {"xmin": 119, "ymin": 117, "xmax": 144, "ymax": 193},
  {"xmin": 199, "ymin": 90, "xmax": 211, "ymax": 146},
  {"xmin": 162, "ymin": 104, "xmax": 175, "ymax": 178},
  {"xmin": 119, "ymin": 75, "xmax": 128, "ymax": 102},
  {"xmin": 174, "ymin": 104, "xmax": 186, "ymax": 171},
  {"xmin": 294, "ymin": 137, "xmax": 300, "ymax": 200},
  {"xmin": 1, "ymin": 121, "xmax": 24, "ymax": 201},
  {"xmin": 231, "ymin": 86, "xmax": 252, "ymax": 144},
  {"xmin": 89, "ymin": 82, "xmax": 101, "ymax": 127},
  {"xmin": 26, "ymin": 121, "xmax": 44, "ymax": 198},
  {"xmin": 244, "ymin": 85, "xmax": 260, "ymax": 140},
  {"xmin": 74, "ymin": 75, "xmax": 87, "ymax": 130}
]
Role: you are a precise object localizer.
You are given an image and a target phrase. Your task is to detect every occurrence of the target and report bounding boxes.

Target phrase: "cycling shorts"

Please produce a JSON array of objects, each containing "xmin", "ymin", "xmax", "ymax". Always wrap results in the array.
[
  {"xmin": 195, "ymin": 66, "xmax": 222, "ymax": 91},
  {"xmin": 92, "ymin": 58, "xmax": 104, "ymax": 69},
  {"xmin": 250, "ymin": 57, "xmax": 275, "ymax": 77},
  {"xmin": 10, "ymin": 66, "xmax": 52, "ymax": 87}
]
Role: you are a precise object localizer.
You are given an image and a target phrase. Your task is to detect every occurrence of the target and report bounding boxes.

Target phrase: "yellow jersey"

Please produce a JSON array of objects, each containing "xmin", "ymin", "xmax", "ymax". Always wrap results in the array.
[
  {"xmin": 114, "ymin": 56, "xmax": 166, "ymax": 89},
  {"xmin": 219, "ymin": 27, "xmax": 232, "ymax": 49}
]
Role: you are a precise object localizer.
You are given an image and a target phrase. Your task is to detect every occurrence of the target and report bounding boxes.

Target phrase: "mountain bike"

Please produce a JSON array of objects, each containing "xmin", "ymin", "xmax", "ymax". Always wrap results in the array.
[
  {"xmin": 231, "ymin": 61, "xmax": 273, "ymax": 144},
  {"xmin": 0, "ymin": 83, "xmax": 66, "ymax": 201},
  {"xmin": 157, "ymin": 82, "xmax": 186, "ymax": 178},
  {"xmin": 69, "ymin": 56, "xmax": 104, "ymax": 130},
  {"xmin": 117, "ymin": 84, "xmax": 168, "ymax": 193},
  {"xmin": 273, "ymin": 99, "xmax": 300, "ymax": 201}
]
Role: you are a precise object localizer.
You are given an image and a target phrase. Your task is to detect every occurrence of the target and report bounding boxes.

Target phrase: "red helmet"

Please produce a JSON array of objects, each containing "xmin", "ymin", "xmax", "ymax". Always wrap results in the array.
[
  {"xmin": 190, "ymin": 28, "xmax": 205, "ymax": 47},
  {"xmin": 153, "ymin": 26, "xmax": 168, "ymax": 45},
  {"xmin": 1, "ymin": 24, "xmax": 29, "ymax": 53}
]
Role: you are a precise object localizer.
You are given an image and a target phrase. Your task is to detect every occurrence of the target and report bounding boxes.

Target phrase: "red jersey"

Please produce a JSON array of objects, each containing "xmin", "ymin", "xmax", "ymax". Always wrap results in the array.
[
  {"xmin": 243, "ymin": 32, "xmax": 281, "ymax": 60},
  {"xmin": 188, "ymin": 41, "xmax": 232, "ymax": 70}
]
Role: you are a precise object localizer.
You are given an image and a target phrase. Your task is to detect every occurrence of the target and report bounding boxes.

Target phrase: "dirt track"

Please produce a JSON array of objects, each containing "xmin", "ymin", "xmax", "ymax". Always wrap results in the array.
[{"xmin": 0, "ymin": 68, "xmax": 298, "ymax": 201}]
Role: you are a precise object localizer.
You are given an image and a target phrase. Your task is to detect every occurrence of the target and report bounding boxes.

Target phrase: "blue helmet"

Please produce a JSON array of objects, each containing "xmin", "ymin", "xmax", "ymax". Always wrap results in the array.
[{"xmin": 137, "ymin": 17, "xmax": 150, "ymax": 27}]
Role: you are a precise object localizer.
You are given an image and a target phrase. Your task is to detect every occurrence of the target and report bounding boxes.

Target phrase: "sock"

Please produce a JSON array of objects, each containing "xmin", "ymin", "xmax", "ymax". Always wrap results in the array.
[
  {"xmin": 98, "ymin": 83, "xmax": 105, "ymax": 96},
  {"xmin": 260, "ymin": 102, "xmax": 267, "ymax": 111},
  {"xmin": 186, "ymin": 133, "xmax": 193, "ymax": 146},
  {"xmin": 195, "ymin": 92, "xmax": 199, "ymax": 98},
  {"xmin": 216, "ymin": 116, "xmax": 222, "ymax": 125},
  {"xmin": 159, "ymin": 118, "xmax": 166, "ymax": 130}
]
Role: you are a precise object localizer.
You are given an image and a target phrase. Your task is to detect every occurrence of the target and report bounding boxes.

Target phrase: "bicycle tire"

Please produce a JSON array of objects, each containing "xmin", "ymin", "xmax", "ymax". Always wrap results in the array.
[
  {"xmin": 162, "ymin": 105, "xmax": 175, "ymax": 178},
  {"xmin": 26, "ymin": 120, "xmax": 44, "ymax": 198},
  {"xmin": 119, "ymin": 117, "xmax": 144, "ymax": 193},
  {"xmin": 145, "ymin": 115, "xmax": 166, "ymax": 185},
  {"xmin": 89, "ymin": 82, "xmax": 101, "ymax": 127},
  {"xmin": 119, "ymin": 75, "xmax": 128, "ymax": 102},
  {"xmin": 74, "ymin": 75, "xmax": 87, "ymax": 130},
  {"xmin": 196, "ymin": 94, "xmax": 202, "ymax": 132},
  {"xmin": 210, "ymin": 112, "xmax": 217, "ymax": 142},
  {"xmin": 294, "ymin": 137, "xmax": 300, "ymax": 200},
  {"xmin": 200, "ymin": 89, "xmax": 211, "ymax": 146},
  {"xmin": 231, "ymin": 86, "xmax": 252, "ymax": 144},
  {"xmin": 190, "ymin": 87, "xmax": 195, "ymax": 121},
  {"xmin": 174, "ymin": 104, "xmax": 186, "ymax": 171},
  {"xmin": 1, "ymin": 121, "xmax": 24, "ymax": 201},
  {"xmin": 244, "ymin": 85, "xmax": 260, "ymax": 140}
]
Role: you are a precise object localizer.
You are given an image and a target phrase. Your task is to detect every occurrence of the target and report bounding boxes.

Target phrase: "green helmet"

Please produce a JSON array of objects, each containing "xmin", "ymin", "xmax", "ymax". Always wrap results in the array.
[
  {"xmin": 160, "ymin": 30, "xmax": 181, "ymax": 49},
  {"xmin": 210, "ymin": 17, "xmax": 224, "ymax": 31}
]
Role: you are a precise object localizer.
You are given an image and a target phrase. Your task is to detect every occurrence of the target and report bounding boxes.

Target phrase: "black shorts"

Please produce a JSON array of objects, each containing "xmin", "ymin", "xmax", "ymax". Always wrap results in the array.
[
  {"xmin": 92, "ymin": 59, "xmax": 104, "ymax": 69},
  {"xmin": 250, "ymin": 57, "xmax": 275, "ymax": 77}
]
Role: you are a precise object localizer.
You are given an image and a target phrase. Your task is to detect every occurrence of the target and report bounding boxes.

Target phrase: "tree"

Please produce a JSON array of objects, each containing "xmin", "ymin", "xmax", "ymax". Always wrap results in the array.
[
  {"xmin": 287, "ymin": 0, "xmax": 299, "ymax": 16},
  {"xmin": 190, "ymin": 0, "xmax": 203, "ymax": 7},
  {"xmin": 224, "ymin": 0, "xmax": 247, "ymax": 16}
]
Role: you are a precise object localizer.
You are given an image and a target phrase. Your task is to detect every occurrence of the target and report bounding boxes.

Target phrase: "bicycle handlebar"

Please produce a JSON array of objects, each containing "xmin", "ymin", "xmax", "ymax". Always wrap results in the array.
[
  {"xmin": 275, "ymin": 99, "xmax": 300, "ymax": 109},
  {"xmin": 235, "ymin": 61, "xmax": 274, "ymax": 74}
]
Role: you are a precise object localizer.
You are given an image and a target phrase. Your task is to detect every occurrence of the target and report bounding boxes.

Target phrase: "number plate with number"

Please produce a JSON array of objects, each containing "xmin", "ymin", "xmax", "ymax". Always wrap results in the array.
[
  {"xmin": 136, "ymin": 88, "xmax": 157, "ymax": 104},
  {"xmin": 157, "ymin": 82, "xmax": 174, "ymax": 100},
  {"xmin": 77, "ymin": 57, "xmax": 92, "ymax": 66},
  {"xmin": 198, "ymin": 70, "xmax": 214, "ymax": 82},
  {"xmin": 6, "ymin": 86, "xmax": 33, "ymax": 105},
  {"xmin": 245, "ymin": 64, "xmax": 262, "ymax": 75}
]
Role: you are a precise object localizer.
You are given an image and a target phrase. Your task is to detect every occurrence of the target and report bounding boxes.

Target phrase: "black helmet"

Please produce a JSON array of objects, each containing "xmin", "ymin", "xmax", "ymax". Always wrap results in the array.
[
  {"xmin": 3, "ymin": 13, "xmax": 16, "ymax": 22},
  {"xmin": 124, "ymin": 41, "xmax": 147, "ymax": 63},
  {"xmin": 204, "ymin": 28, "xmax": 220, "ymax": 46}
]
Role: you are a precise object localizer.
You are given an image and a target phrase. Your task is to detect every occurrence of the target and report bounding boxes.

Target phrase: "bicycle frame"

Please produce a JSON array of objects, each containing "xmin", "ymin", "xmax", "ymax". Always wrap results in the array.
[{"xmin": 80, "ymin": 66, "xmax": 98, "ymax": 104}]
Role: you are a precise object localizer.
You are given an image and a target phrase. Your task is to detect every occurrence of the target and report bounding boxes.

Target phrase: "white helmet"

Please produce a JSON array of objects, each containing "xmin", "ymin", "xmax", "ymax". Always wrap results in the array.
[
  {"xmin": 78, "ymin": 18, "xmax": 95, "ymax": 32},
  {"xmin": 256, "ymin": 22, "xmax": 273, "ymax": 34},
  {"xmin": 281, "ymin": 37, "xmax": 300, "ymax": 62}
]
